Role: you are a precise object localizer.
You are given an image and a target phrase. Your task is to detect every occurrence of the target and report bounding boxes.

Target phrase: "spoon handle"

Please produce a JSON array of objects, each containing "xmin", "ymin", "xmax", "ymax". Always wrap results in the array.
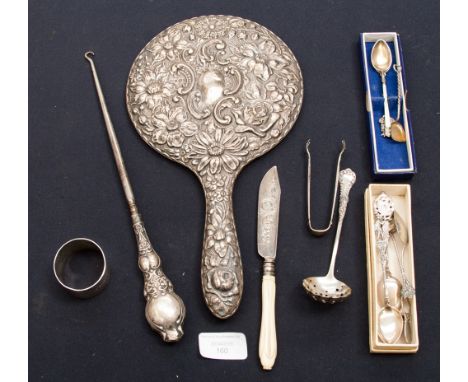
[
  {"xmin": 402, "ymin": 300, "xmax": 413, "ymax": 343},
  {"xmin": 201, "ymin": 178, "xmax": 243, "ymax": 319},
  {"xmin": 375, "ymin": 223, "xmax": 391, "ymax": 306},
  {"xmin": 85, "ymin": 52, "xmax": 186, "ymax": 342},
  {"xmin": 326, "ymin": 169, "xmax": 356, "ymax": 277},
  {"xmin": 391, "ymin": 235, "xmax": 415, "ymax": 296},
  {"xmin": 381, "ymin": 73, "xmax": 392, "ymax": 132}
]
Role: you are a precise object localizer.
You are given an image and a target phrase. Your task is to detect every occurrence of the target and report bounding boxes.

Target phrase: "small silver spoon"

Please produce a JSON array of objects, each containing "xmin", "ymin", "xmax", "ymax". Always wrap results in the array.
[
  {"xmin": 371, "ymin": 40, "xmax": 393, "ymax": 135},
  {"xmin": 303, "ymin": 169, "xmax": 356, "ymax": 304},
  {"xmin": 377, "ymin": 266, "xmax": 404, "ymax": 344},
  {"xmin": 378, "ymin": 303, "xmax": 404, "ymax": 344},
  {"xmin": 377, "ymin": 246, "xmax": 404, "ymax": 344}
]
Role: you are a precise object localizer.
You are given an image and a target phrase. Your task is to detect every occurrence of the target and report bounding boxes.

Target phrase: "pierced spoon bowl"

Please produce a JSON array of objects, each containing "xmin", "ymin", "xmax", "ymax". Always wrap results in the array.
[{"xmin": 303, "ymin": 276, "xmax": 351, "ymax": 304}]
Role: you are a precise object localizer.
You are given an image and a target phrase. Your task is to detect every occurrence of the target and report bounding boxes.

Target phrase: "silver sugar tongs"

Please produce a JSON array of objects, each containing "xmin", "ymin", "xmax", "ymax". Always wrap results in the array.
[
  {"xmin": 84, "ymin": 52, "xmax": 186, "ymax": 342},
  {"xmin": 306, "ymin": 139, "xmax": 346, "ymax": 237}
]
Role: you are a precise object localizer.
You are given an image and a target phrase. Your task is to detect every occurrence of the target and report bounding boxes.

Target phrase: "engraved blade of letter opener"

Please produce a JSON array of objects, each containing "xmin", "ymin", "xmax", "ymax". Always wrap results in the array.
[
  {"xmin": 126, "ymin": 15, "xmax": 303, "ymax": 319},
  {"xmin": 257, "ymin": 166, "xmax": 281, "ymax": 370},
  {"xmin": 85, "ymin": 52, "xmax": 186, "ymax": 342}
]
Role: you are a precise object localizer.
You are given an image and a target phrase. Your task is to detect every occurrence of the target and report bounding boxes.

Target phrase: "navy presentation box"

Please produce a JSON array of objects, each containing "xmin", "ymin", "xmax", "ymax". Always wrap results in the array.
[{"xmin": 360, "ymin": 32, "xmax": 417, "ymax": 179}]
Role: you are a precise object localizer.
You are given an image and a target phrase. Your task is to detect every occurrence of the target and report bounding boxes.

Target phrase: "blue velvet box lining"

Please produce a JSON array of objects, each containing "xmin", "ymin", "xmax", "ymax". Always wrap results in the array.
[{"xmin": 360, "ymin": 32, "xmax": 416, "ymax": 177}]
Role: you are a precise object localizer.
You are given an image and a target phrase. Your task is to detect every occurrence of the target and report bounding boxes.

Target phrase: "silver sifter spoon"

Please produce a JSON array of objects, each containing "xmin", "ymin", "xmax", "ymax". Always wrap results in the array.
[{"xmin": 303, "ymin": 168, "xmax": 356, "ymax": 304}]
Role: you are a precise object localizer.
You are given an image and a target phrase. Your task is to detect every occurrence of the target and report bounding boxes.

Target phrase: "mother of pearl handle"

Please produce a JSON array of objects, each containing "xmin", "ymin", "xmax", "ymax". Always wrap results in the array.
[{"xmin": 259, "ymin": 275, "xmax": 277, "ymax": 370}]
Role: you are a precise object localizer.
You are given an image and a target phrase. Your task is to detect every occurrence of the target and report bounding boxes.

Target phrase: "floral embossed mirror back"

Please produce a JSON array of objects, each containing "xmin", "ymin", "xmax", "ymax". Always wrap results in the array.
[{"xmin": 126, "ymin": 15, "xmax": 303, "ymax": 319}]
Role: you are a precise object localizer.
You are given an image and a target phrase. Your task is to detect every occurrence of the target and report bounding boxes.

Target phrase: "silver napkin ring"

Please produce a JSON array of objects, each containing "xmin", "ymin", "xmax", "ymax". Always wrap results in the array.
[{"xmin": 53, "ymin": 238, "xmax": 109, "ymax": 298}]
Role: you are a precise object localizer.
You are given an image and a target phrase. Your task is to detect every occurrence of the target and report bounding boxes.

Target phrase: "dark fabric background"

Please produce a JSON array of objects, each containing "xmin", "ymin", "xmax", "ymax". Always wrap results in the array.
[{"xmin": 29, "ymin": 0, "xmax": 440, "ymax": 381}]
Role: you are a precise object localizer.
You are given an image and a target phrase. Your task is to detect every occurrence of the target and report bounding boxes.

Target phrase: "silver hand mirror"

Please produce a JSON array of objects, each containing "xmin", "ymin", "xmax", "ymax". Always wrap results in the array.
[{"xmin": 126, "ymin": 15, "xmax": 303, "ymax": 318}]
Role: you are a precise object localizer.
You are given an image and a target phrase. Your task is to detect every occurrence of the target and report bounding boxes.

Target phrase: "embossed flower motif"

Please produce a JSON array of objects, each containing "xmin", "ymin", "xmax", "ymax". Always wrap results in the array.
[
  {"xmin": 266, "ymin": 76, "xmax": 298, "ymax": 103},
  {"xmin": 205, "ymin": 249, "xmax": 221, "ymax": 268},
  {"xmin": 194, "ymin": 17, "xmax": 227, "ymax": 39},
  {"xmin": 165, "ymin": 142, "xmax": 192, "ymax": 163},
  {"xmin": 151, "ymin": 31, "xmax": 188, "ymax": 61},
  {"xmin": 189, "ymin": 129, "xmax": 249, "ymax": 174},
  {"xmin": 243, "ymin": 101, "xmax": 271, "ymax": 126},
  {"xmin": 144, "ymin": 270, "xmax": 173, "ymax": 297},
  {"xmin": 206, "ymin": 266, "xmax": 239, "ymax": 297},
  {"xmin": 237, "ymin": 31, "xmax": 247, "ymax": 40},
  {"xmin": 206, "ymin": 174, "xmax": 225, "ymax": 191},
  {"xmin": 212, "ymin": 190, "xmax": 227, "ymax": 203},
  {"xmin": 211, "ymin": 268, "xmax": 236, "ymax": 291},
  {"xmin": 246, "ymin": 136, "xmax": 261, "ymax": 151},
  {"xmin": 240, "ymin": 40, "xmax": 287, "ymax": 81},
  {"xmin": 151, "ymin": 273, "xmax": 169, "ymax": 291},
  {"xmin": 151, "ymin": 106, "xmax": 198, "ymax": 147},
  {"xmin": 179, "ymin": 142, "xmax": 192, "ymax": 162},
  {"xmin": 131, "ymin": 71, "xmax": 174, "ymax": 110},
  {"xmin": 206, "ymin": 212, "xmax": 234, "ymax": 257}
]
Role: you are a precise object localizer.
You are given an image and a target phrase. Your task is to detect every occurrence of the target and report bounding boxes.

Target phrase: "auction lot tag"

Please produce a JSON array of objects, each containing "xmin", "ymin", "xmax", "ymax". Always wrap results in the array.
[{"xmin": 198, "ymin": 332, "xmax": 248, "ymax": 360}]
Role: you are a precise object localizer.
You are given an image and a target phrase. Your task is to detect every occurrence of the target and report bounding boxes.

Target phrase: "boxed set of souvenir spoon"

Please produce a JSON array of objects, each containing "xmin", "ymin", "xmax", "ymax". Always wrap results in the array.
[
  {"xmin": 360, "ymin": 32, "xmax": 417, "ymax": 179},
  {"xmin": 364, "ymin": 183, "xmax": 419, "ymax": 353}
]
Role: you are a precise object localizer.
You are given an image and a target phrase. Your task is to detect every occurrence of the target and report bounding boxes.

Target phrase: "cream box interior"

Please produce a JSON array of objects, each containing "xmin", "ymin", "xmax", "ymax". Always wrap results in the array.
[{"xmin": 364, "ymin": 184, "xmax": 419, "ymax": 353}]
